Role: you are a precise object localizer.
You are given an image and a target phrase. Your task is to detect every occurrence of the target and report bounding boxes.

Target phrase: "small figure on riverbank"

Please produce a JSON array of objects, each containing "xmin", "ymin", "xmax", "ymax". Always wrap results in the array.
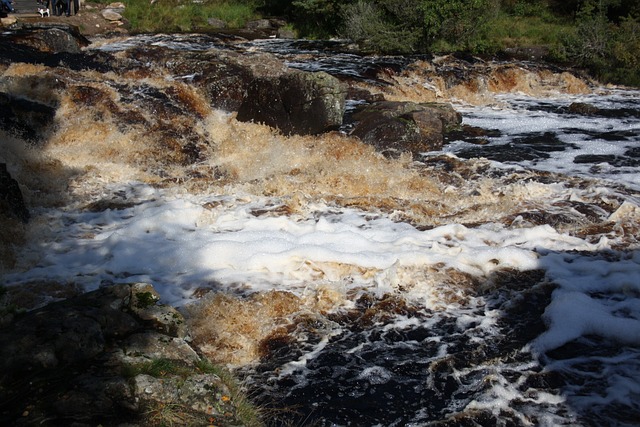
[
  {"xmin": 1, "ymin": 0, "xmax": 15, "ymax": 13},
  {"xmin": 38, "ymin": 6, "xmax": 50, "ymax": 17}
]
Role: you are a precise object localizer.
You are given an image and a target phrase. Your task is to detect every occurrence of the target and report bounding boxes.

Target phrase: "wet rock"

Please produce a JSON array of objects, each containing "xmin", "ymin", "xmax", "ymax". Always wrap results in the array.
[
  {"xmin": 456, "ymin": 131, "xmax": 576, "ymax": 163},
  {"xmin": 9, "ymin": 25, "xmax": 89, "ymax": 54},
  {"xmin": 0, "ymin": 91, "xmax": 58, "ymax": 142},
  {"xmin": 0, "ymin": 26, "xmax": 113, "ymax": 72},
  {"xmin": 567, "ymin": 102, "xmax": 600, "ymax": 115},
  {"xmin": 237, "ymin": 70, "xmax": 347, "ymax": 135},
  {"xmin": 0, "ymin": 163, "xmax": 29, "ymax": 223},
  {"xmin": 349, "ymin": 101, "xmax": 461, "ymax": 156},
  {"xmin": 136, "ymin": 47, "xmax": 277, "ymax": 112},
  {"xmin": 444, "ymin": 124, "xmax": 501, "ymax": 145}
]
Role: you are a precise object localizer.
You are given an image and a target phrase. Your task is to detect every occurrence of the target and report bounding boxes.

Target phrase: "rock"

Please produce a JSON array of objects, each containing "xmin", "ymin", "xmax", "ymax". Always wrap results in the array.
[
  {"xmin": 567, "ymin": 102, "xmax": 600, "ymax": 115},
  {"xmin": 0, "ymin": 163, "xmax": 29, "ymax": 223},
  {"xmin": 350, "ymin": 101, "xmax": 461, "ymax": 156},
  {"xmin": 134, "ymin": 373, "xmax": 234, "ymax": 416},
  {"xmin": 101, "ymin": 9, "xmax": 123, "ymax": 21},
  {"xmin": 246, "ymin": 18, "xmax": 272, "ymax": 30},
  {"xmin": 0, "ymin": 90, "xmax": 58, "ymax": 142},
  {"xmin": 277, "ymin": 26, "xmax": 296, "ymax": 39},
  {"xmin": 0, "ymin": 283, "xmax": 249, "ymax": 426},
  {"xmin": 207, "ymin": 17, "xmax": 226, "ymax": 28},
  {"xmin": 131, "ymin": 47, "xmax": 278, "ymax": 112},
  {"xmin": 128, "ymin": 282, "xmax": 189, "ymax": 339},
  {"xmin": 107, "ymin": 1, "xmax": 126, "ymax": 9},
  {"xmin": 9, "ymin": 25, "xmax": 89, "ymax": 53},
  {"xmin": 0, "ymin": 16, "xmax": 16, "ymax": 26},
  {"xmin": 122, "ymin": 331, "xmax": 199, "ymax": 363},
  {"xmin": 237, "ymin": 70, "xmax": 347, "ymax": 135}
]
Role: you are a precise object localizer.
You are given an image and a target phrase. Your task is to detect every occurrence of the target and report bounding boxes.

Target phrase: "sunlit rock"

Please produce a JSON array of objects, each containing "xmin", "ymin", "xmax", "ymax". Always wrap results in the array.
[
  {"xmin": 101, "ymin": 9, "xmax": 122, "ymax": 21},
  {"xmin": 8, "ymin": 25, "xmax": 88, "ymax": 53},
  {"xmin": 350, "ymin": 101, "xmax": 461, "ymax": 156},
  {"xmin": 237, "ymin": 70, "xmax": 347, "ymax": 135},
  {"xmin": 130, "ymin": 283, "xmax": 188, "ymax": 338}
]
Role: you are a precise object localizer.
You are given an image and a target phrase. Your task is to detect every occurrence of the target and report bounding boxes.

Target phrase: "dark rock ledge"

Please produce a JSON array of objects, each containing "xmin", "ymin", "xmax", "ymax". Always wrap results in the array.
[{"xmin": 0, "ymin": 282, "xmax": 258, "ymax": 426}]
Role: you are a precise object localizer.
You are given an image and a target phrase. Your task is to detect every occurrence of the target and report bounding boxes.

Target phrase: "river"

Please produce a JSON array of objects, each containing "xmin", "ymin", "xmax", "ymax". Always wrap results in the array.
[{"xmin": 2, "ymin": 34, "xmax": 639, "ymax": 426}]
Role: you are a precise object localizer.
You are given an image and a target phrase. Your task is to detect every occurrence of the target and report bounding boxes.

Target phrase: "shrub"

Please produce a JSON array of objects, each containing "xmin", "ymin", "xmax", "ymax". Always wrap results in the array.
[
  {"xmin": 421, "ymin": 0, "xmax": 500, "ymax": 51},
  {"xmin": 341, "ymin": 0, "xmax": 422, "ymax": 53},
  {"xmin": 562, "ymin": 0, "xmax": 640, "ymax": 85}
]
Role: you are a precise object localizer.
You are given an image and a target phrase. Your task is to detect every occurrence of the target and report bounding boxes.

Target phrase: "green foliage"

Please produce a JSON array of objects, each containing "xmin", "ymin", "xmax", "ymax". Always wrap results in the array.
[
  {"xmin": 421, "ymin": 0, "xmax": 499, "ymax": 50},
  {"xmin": 341, "ymin": 1, "xmax": 422, "ymax": 53},
  {"xmin": 289, "ymin": 0, "xmax": 350, "ymax": 38},
  {"xmin": 562, "ymin": 0, "xmax": 640, "ymax": 85},
  {"xmin": 487, "ymin": 8, "xmax": 572, "ymax": 49},
  {"xmin": 123, "ymin": 0, "xmax": 258, "ymax": 33}
]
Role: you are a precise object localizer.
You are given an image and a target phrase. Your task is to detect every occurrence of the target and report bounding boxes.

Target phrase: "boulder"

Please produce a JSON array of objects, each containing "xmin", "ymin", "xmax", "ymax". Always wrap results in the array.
[
  {"xmin": 236, "ymin": 70, "xmax": 347, "ymax": 135},
  {"xmin": 110, "ymin": 45, "xmax": 347, "ymax": 136},
  {"xmin": 130, "ymin": 47, "xmax": 276, "ymax": 112},
  {"xmin": 0, "ymin": 163, "xmax": 29, "ymax": 223},
  {"xmin": 0, "ymin": 283, "xmax": 248, "ymax": 426},
  {"xmin": 9, "ymin": 25, "xmax": 89, "ymax": 53},
  {"xmin": 349, "ymin": 101, "xmax": 461, "ymax": 156},
  {"xmin": 0, "ymin": 91, "xmax": 58, "ymax": 142},
  {"xmin": 567, "ymin": 102, "xmax": 600, "ymax": 115}
]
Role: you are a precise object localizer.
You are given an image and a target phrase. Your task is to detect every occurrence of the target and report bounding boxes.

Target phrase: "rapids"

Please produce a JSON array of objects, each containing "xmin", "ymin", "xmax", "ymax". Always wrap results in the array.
[{"xmin": 1, "ymin": 34, "xmax": 639, "ymax": 426}]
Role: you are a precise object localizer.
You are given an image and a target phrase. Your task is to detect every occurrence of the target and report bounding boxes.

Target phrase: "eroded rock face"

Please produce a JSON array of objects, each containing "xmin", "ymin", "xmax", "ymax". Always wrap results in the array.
[
  {"xmin": 0, "ymin": 283, "xmax": 242, "ymax": 426},
  {"xmin": 350, "ymin": 101, "xmax": 461, "ymax": 156},
  {"xmin": 237, "ymin": 70, "xmax": 347, "ymax": 135}
]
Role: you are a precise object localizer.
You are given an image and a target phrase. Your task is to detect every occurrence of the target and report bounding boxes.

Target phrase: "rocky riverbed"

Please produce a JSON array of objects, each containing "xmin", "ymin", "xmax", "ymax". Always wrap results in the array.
[{"xmin": 1, "ymin": 18, "xmax": 639, "ymax": 427}]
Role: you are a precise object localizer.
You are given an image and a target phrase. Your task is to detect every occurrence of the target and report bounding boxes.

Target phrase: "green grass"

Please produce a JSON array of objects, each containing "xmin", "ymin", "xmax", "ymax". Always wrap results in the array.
[
  {"xmin": 123, "ymin": 0, "xmax": 259, "ymax": 33},
  {"xmin": 487, "ymin": 13, "xmax": 573, "ymax": 48}
]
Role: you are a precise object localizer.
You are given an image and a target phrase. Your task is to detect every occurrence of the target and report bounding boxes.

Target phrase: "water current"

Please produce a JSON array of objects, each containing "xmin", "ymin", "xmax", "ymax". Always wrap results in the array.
[{"xmin": 4, "ymin": 34, "xmax": 640, "ymax": 426}]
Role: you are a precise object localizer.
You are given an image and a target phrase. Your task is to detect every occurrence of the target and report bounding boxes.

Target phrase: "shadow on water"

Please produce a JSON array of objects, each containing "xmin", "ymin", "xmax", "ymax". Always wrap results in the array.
[{"xmin": 248, "ymin": 252, "xmax": 640, "ymax": 427}]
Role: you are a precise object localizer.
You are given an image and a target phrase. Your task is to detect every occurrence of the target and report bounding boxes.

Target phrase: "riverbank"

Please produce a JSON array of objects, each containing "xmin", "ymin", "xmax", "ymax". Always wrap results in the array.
[{"xmin": 1, "ymin": 1, "xmax": 130, "ymax": 37}]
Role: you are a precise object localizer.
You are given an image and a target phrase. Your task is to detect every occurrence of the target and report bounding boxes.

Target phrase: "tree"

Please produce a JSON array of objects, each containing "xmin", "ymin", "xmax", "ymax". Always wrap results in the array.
[
  {"xmin": 420, "ymin": 0, "xmax": 499, "ymax": 51},
  {"xmin": 341, "ymin": 0, "xmax": 424, "ymax": 53},
  {"xmin": 291, "ymin": 0, "xmax": 351, "ymax": 37}
]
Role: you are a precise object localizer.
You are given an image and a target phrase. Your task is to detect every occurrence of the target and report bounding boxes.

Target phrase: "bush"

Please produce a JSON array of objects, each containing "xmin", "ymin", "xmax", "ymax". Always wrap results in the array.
[
  {"xmin": 563, "ymin": 0, "xmax": 640, "ymax": 85},
  {"xmin": 341, "ymin": 0, "xmax": 422, "ymax": 53},
  {"xmin": 421, "ymin": 0, "xmax": 500, "ymax": 51}
]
